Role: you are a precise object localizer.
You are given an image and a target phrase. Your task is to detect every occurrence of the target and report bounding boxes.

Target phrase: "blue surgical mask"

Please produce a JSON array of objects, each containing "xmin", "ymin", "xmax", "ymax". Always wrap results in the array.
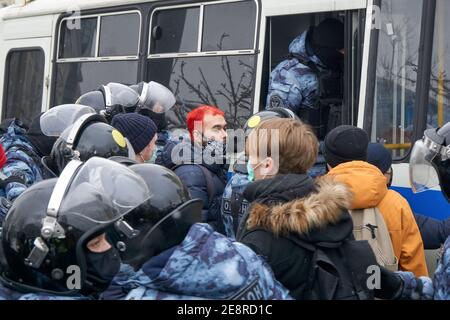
[
  {"xmin": 247, "ymin": 161, "xmax": 255, "ymax": 182},
  {"xmin": 247, "ymin": 160, "xmax": 264, "ymax": 182}
]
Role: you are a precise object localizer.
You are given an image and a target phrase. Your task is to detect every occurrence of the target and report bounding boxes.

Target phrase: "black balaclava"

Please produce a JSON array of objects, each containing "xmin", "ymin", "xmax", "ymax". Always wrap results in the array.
[
  {"xmin": 139, "ymin": 108, "xmax": 168, "ymax": 132},
  {"xmin": 85, "ymin": 247, "xmax": 121, "ymax": 294},
  {"xmin": 308, "ymin": 18, "xmax": 345, "ymax": 71}
]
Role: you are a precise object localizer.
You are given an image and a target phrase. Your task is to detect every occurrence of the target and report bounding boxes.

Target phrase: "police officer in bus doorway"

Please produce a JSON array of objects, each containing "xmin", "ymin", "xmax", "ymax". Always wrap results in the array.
[
  {"xmin": 410, "ymin": 122, "xmax": 450, "ymax": 299},
  {"xmin": 266, "ymin": 18, "xmax": 345, "ymax": 177},
  {"xmin": 266, "ymin": 18, "xmax": 344, "ymax": 142}
]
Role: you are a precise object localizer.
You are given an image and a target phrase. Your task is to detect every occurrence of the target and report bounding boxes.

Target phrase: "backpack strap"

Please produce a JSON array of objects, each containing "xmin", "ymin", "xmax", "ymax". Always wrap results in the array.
[
  {"xmin": 230, "ymin": 191, "xmax": 245, "ymax": 234},
  {"xmin": 196, "ymin": 164, "xmax": 215, "ymax": 205}
]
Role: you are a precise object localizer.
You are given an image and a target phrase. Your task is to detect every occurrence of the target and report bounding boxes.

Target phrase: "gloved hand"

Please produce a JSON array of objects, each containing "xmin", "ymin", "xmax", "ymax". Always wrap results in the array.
[{"xmin": 396, "ymin": 271, "xmax": 434, "ymax": 300}]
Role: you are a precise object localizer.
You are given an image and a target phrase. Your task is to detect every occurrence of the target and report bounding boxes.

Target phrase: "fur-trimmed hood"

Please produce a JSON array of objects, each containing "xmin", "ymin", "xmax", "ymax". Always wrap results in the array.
[{"xmin": 243, "ymin": 174, "xmax": 354, "ymax": 243}]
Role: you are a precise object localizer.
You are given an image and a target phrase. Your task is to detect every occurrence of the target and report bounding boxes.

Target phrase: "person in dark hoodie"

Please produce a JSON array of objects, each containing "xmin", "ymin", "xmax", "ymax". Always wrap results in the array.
[
  {"xmin": 237, "ymin": 118, "xmax": 433, "ymax": 300},
  {"xmin": 367, "ymin": 142, "xmax": 450, "ymax": 250}
]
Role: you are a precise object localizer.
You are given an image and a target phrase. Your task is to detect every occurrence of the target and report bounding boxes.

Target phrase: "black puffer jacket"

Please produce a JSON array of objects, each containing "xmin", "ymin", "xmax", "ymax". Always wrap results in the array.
[
  {"xmin": 163, "ymin": 141, "xmax": 227, "ymax": 233},
  {"xmin": 237, "ymin": 174, "xmax": 358, "ymax": 299}
]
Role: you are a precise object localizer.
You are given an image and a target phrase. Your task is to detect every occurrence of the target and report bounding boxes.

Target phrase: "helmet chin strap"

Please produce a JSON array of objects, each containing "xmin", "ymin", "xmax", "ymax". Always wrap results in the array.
[
  {"xmin": 103, "ymin": 85, "xmax": 112, "ymax": 107},
  {"xmin": 25, "ymin": 160, "xmax": 83, "ymax": 269}
]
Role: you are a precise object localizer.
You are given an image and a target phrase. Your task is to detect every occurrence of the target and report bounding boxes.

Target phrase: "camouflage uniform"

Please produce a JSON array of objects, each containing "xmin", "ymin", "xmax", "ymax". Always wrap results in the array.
[
  {"xmin": 0, "ymin": 122, "xmax": 44, "ymax": 201},
  {"xmin": 266, "ymin": 31, "xmax": 324, "ymax": 114},
  {"xmin": 0, "ymin": 284, "xmax": 88, "ymax": 300},
  {"xmin": 221, "ymin": 172, "xmax": 250, "ymax": 239},
  {"xmin": 102, "ymin": 223, "xmax": 292, "ymax": 300},
  {"xmin": 434, "ymin": 236, "xmax": 450, "ymax": 300}
]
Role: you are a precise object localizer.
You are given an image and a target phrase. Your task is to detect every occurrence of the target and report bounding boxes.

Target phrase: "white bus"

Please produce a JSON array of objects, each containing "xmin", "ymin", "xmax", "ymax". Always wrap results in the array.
[{"xmin": 0, "ymin": 0, "xmax": 449, "ymax": 222}]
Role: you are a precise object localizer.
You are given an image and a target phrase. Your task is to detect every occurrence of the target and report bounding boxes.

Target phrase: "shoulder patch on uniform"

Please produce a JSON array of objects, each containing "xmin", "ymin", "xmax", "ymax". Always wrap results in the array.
[
  {"xmin": 229, "ymin": 278, "xmax": 264, "ymax": 300},
  {"xmin": 269, "ymin": 95, "xmax": 286, "ymax": 109}
]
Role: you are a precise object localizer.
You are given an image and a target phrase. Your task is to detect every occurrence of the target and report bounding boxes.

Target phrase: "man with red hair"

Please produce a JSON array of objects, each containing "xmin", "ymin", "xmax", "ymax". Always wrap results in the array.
[
  {"xmin": 186, "ymin": 105, "xmax": 228, "ymax": 145},
  {"xmin": 172, "ymin": 105, "xmax": 228, "ymax": 234}
]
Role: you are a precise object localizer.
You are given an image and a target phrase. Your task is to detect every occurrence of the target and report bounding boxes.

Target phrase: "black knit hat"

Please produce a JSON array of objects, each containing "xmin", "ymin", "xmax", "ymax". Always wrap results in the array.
[
  {"xmin": 111, "ymin": 113, "xmax": 157, "ymax": 154},
  {"xmin": 367, "ymin": 143, "xmax": 392, "ymax": 174},
  {"xmin": 323, "ymin": 125, "xmax": 369, "ymax": 168}
]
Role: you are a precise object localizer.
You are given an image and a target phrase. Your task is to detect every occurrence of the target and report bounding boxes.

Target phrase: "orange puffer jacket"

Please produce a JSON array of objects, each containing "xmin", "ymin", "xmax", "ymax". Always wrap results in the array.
[{"xmin": 328, "ymin": 161, "xmax": 428, "ymax": 277}]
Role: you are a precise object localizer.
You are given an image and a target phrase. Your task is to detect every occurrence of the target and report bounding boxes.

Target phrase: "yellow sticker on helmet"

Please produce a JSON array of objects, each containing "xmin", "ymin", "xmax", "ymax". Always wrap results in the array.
[
  {"xmin": 112, "ymin": 129, "xmax": 126, "ymax": 148},
  {"xmin": 247, "ymin": 115, "xmax": 261, "ymax": 128}
]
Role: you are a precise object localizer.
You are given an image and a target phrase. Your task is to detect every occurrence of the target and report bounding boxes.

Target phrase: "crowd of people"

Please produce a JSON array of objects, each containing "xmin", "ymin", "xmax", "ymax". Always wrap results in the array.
[{"xmin": 0, "ymin": 17, "xmax": 448, "ymax": 300}]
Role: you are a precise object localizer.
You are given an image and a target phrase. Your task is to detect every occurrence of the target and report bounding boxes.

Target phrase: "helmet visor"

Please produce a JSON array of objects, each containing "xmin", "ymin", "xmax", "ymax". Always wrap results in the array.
[
  {"xmin": 105, "ymin": 83, "xmax": 140, "ymax": 109},
  {"xmin": 139, "ymin": 81, "xmax": 176, "ymax": 113},
  {"xmin": 409, "ymin": 139, "xmax": 440, "ymax": 193},
  {"xmin": 40, "ymin": 104, "xmax": 96, "ymax": 137},
  {"xmin": 64, "ymin": 157, "xmax": 150, "ymax": 216}
]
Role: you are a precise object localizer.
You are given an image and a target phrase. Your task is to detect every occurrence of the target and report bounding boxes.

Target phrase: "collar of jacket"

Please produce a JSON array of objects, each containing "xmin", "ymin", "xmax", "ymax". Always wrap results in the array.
[
  {"xmin": 244, "ymin": 173, "xmax": 315, "ymax": 204},
  {"xmin": 244, "ymin": 175, "xmax": 353, "ymax": 238}
]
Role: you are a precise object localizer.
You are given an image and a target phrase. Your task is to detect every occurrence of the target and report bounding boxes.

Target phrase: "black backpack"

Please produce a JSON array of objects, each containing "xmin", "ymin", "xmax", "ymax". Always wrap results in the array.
[{"xmin": 288, "ymin": 236, "xmax": 378, "ymax": 300}]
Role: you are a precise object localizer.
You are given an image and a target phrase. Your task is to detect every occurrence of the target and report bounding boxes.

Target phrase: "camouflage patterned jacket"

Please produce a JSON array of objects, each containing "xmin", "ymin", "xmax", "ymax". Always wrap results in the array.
[
  {"xmin": 434, "ymin": 236, "xmax": 450, "ymax": 300},
  {"xmin": 266, "ymin": 31, "xmax": 324, "ymax": 114},
  {"xmin": 221, "ymin": 171, "xmax": 251, "ymax": 240},
  {"xmin": 102, "ymin": 223, "xmax": 292, "ymax": 300},
  {"xmin": 0, "ymin": 284, "xmax": 88, "ymax": 300},
  {"xmin": 0, "ymin": 122, "xmax": 44, "ymax": 201}
]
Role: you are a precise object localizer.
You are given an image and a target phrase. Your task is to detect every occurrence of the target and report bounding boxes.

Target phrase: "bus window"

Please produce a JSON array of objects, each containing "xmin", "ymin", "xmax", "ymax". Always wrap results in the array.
[
  {"xmin": 54, "ymin": 61, "xmax": 138, "ymax": 105},
  {"xmin": 3, "ymin": 49, "xmax": 44, "ymax": 127},
  {"xmin": 150, "ymin": 7, "xmax": 200, "ymax": 55},
  {"xmin": 59, "ymin": 17, "xmax": 97, "ymax": 59},
  {"xmin": 99, "ymin": 13, "xmax": 140, "ymax": 57},
  {"xmin": 147, "ymin": 55, "xmax": 255, "ymax": 129},
  {"xmin": 147, "ymin": 0, "xmax": 258, "ymax": 129},
  {"xmin": 427, "ymin": 0, "xmax": 450, "ymax": 129},
  {"xmin": 202, "ymin": 1, "xmax": 256, "ymax": 51},
  {"xmin": 369, "ymin": 0, "xmax": 423, "ymax": 159},
  {"xmin": 54, "ymin": 11, "xmax": 141, "ymax": 105}
]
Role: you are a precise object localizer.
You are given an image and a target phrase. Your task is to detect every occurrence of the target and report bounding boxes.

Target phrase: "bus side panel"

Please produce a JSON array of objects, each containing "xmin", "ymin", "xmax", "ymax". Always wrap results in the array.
[{"xmin": 392, "ymin": 163, "xmax": 450, "ymax": 220}]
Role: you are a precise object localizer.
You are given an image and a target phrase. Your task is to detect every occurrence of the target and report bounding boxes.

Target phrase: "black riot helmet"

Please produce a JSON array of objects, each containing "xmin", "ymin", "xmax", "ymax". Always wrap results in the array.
[
  {"xmin": 76, "ymin": 83, "xmax": 140, "ymax": 123},
  {"xmin": 49, "ymin": 113, "xmax": 133, "ymax": 176},
  {"xmin": 75, "ymin": 91, "xmax": 106, "ymax": 114},
  {"xmin": 117, "ymin": 164, "xmax": 203, "ymax": 270},
  {"xmin": 410, "ymin": 122, "xmax": 450, "ymax": 202},
  {"xmin": 130, "ymin": 81, "xmax": 175, "ymax": 132},
  {"xmin": 243, "ymin": 107, "xmax": 299, "ymax": 136},
  {"xmin": 0, "ymin": 158, "xmax": 149, "ymax": 296}
]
